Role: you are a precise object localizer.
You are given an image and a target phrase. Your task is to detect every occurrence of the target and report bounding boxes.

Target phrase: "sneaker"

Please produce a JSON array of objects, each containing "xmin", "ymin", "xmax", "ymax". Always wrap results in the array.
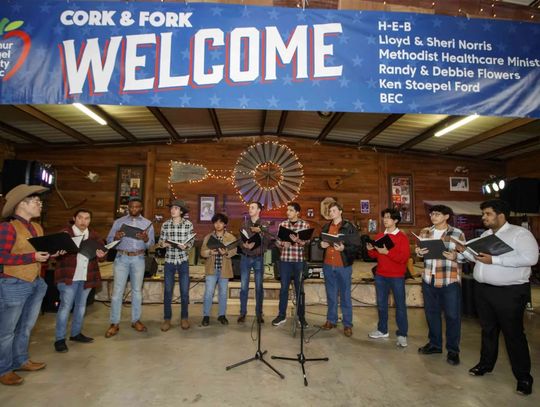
[
  {"xmin": 54, "ymin": 339, "xmax": 68, "ymax": 353},
  {"xmin": 69, "ymin": 333, "xmax": 94, "ymax": 343},
  {"xmin": 272, "ymin": 315, "xmax": 287, "ymax": 326},
  {"xmin": 368, "ymin": 330, "xmax": 389, "ymax": 339},
  {"xmin": 217, "ymin": 315, "xmax": 229, "ymax": 325},
  {"xmin": 201, "ymin": 316, "xmax": 210, "ymax": 326},
  {"xmin": 298, "ymin": 318, "xmax": 309, "ymax": 328},
  {"xmin": 396, "ymin": 336, "xmax": 408, "ymax": 348}
]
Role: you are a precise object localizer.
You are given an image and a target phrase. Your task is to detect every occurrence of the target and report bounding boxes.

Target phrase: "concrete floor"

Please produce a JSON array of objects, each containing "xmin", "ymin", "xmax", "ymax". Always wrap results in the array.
[{"xmin": 1, "ymin": 303, "xmax": 539, "ymax": 407}]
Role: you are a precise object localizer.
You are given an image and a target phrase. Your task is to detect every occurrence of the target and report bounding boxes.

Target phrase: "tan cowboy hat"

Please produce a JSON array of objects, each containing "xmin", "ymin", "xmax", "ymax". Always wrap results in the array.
[
  {"xmin": 1, "ymin": 184, "xmax": 49, "ymax": 218},
  {"xmin": 320, "ymin": 197, "xmax": 337, "ymax": 220},
  {"xmin": 168, "ymin": 199, "xmax": 189, "ymax": 213}
]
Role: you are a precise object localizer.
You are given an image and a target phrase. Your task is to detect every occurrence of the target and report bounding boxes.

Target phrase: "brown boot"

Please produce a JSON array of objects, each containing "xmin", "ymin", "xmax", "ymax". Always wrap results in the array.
[
  {"xmin": 0, "ymin": 372, "xmax": 24, "ymax": 385},
  {"xmin": 344, "ymin": 327, "xmax": 353, "ymax": 337},
  {"xmin": 180, "ymin": 319, "xmax": 190, "ymax": 330},
  {"xmin": 105, "ymin": 323, "xmax": 120, "ymax": 338},
  {"xmin": 16, "ymin": 360, "xmax": 46, "ymax": 371},
  {"xmin": 320, "ymin": 321, "xmax": 337, "ymax": 330},
  {"xmin": 131, "ymin": 320, "xmax": 148, "ymax": 332},
  {"xmin": 161, "ymin": 320, "xmax": 171, "ymax": 332}
]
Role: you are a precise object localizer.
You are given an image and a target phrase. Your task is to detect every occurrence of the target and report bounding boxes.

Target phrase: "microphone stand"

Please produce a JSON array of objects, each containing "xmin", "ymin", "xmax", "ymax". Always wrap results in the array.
[
  {"xmin": 226, "ymin": 224, "xmax": 284, "ymax": 379},
  {"xmin": 272, "ymin": 265, "xmax": 328, "ymax": 386}
]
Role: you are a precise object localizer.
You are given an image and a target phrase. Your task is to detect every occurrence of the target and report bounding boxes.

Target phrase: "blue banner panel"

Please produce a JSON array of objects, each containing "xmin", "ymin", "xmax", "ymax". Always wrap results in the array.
[{"xmin": 0, "ymin": 1, "xmax": 539, "ymax": 117}]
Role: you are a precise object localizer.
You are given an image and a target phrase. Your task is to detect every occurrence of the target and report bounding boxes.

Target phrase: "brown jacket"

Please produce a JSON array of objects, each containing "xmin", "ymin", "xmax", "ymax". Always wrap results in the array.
[{"xmin": 200, "ymin": 231, "xmax": 238, "ymax": 279}]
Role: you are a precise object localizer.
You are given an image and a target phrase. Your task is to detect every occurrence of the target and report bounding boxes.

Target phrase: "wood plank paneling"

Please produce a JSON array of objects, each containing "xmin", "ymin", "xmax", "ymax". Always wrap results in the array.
[{"xmin": 15, "ymin": 138, "xmax": 497, "ymax": 239}]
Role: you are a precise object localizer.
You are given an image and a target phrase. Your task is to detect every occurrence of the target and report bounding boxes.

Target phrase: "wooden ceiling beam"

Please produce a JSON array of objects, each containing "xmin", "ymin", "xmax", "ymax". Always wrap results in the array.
[
  {"xmin": 0, "ymin": 121, "xmax": 50, "ymax": 146},
  {"xmin": 398, "ymin": 115, "xmax": 460, "ymax": 151},
  {"xmin": 479, "ymin": 135, "xmax": 540, "ymax": 160},
  {"xmin": 208, "ymin": 108, "xmax": 223, "ymax": 140},
  {"xmin": 260, "ymin": 110, "xmax": 267, "ymax": 135},
  {"xmin": 441, "ymin": 118, "xmax": 537, "ymax": 155},
  {"xmin": 315, "ymin": 112, "xmax": 345, "ymax": 144},
  {"xmin": 86, "ymin": 105, "xmax": 138, "ymax": 142},
  {"xmin": 12, "ymin": 105, "xmax": 94, "ymax": 145},
  {"xmin": 277, "ymin": 110, "xmax": 289, "ymax": 135},
  {"xmin": 358, "ymin": 113, "xmax": 404, "ymax": 146},
  {"xmin": 147, "ymin": 107, "xmax": 181, "ymax": 141}
]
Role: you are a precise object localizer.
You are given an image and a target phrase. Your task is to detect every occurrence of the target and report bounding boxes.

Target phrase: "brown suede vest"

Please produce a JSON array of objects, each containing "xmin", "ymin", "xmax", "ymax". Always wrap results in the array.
[{"xmin": 3, "ymin": 219, "xmax": 43, "ymax": 282}]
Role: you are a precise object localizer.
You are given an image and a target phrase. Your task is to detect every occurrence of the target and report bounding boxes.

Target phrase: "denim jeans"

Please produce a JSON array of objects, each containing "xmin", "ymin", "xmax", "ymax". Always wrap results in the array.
[
  {"xmin": 110, "ymin": 254, "xmax": 145, "ymax": 324},
  {"xmin": 278, "ymin": 261, "xmax": 305, "ymax": 319},
  {"xmin": 422, "ymin": 281, "xmax": 461, "ymax": 353},
  {"xmin": 164, "ymin": 261, "xmax": 190, "ymax": 320},
  {"xmin": 239, "ymin": 255, "xmax": 263, "ymax": 317},
  {"xmin": 203, "ymin": 270, "xmax": 229, "ymax": 317},
  {"xmin": 375, "ymin": 275, "xmax": 408, "ymax": 337},
  {"xmin": 323, "ymin": 264, "xmax": 353, "ymax": 328},
  {"xmin": 0, "ymin": 277, "xmax": 47, "ymax": 376},
  {"xmin": 55, "ymin": 281, "xmax": 91, "ymax": 341}
]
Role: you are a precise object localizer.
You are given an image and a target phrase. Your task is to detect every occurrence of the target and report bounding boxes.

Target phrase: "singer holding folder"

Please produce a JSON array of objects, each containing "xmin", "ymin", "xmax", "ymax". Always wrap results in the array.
[
  {"xmin": 105, "ymin": 198, "xmax": 154, "ymax": 338},
  {"xmin": 415, "ymin": 205, "xmax": 465, "ymax": 366},
  {"xmin": 366, "ymin": 208, "xmax": 410, "ymax": 348},
  {"xmin": 458, "ymin": 200, "xmax": 538, "ymax": 396},
  {"xmin": 53, "ymin": 209, "xmax": 106, "ymax": 353},
  {"xmin": 272, "ymin": 202, "xmax": 311, "ymax": 328},
  {"xmin": 0, "ymin": 184, "xmax": 51, "ymax": 386}
]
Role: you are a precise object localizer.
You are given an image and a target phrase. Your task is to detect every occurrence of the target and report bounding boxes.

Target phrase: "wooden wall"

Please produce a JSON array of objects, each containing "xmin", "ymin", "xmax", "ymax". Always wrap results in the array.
[{"xmin": 14, "ymin": 137, "xmax": 497, "ymax": 239}]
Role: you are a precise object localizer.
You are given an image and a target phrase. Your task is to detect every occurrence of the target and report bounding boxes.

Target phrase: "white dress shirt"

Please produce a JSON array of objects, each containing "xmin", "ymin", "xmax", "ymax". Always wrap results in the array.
[{"xmin": 468, "ymin": 222, "xmax": 538, "ymax": 286}]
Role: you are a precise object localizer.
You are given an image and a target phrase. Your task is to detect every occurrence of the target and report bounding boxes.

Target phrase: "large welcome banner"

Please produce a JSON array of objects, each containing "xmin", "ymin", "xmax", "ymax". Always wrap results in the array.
[{"xmin": 0, "ymin": 1, "xmax": 539, "ymax": 117}]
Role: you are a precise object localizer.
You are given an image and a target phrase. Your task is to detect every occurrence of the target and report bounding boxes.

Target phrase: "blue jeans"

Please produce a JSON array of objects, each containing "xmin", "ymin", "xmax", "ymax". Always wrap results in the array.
[
  {"xmin": 375, "ymin": 275, "xmax": 408, "ymax": 337},
  {"xmin": 164, "ymin": 261, "xmax": 190, "ymax": 320},
  {"xmin": 0, "ymin": 277, "xmax": 47, "ymax": 376},
  {"xmin": 55, "ymin": 281, "xmax": 91, "ymax": 341},
  {"xmin": 323, "ymin": 264, "xmax": 353, "ymax": 328},
  {"xmin": 422, "ymin": 281, "xmax": 461, "ymax": 353},
  {"xmin": 239, "ymin": 255, "xmax": 263, "ymax": 317},
  {"xmin": 278, "ymin": 261, "xmax": 305, "ymax": 319},
  {"xmin": 110, "ymin": 254, "xmax": 145, "ymax": 324},
  {"xmin": 203, "ymin": 270, "xmax": 229, "ymax": 317}
]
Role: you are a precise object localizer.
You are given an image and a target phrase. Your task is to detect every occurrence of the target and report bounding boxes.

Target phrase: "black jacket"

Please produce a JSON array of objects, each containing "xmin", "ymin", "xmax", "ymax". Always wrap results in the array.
[{"xmin": 321, "ymin": 219, "xmax": 359, "ymax": 267}]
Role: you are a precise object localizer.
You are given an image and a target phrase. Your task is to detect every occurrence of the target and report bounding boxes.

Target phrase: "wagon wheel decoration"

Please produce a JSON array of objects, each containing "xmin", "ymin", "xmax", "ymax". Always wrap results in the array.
[{"xmin": 233, "ymin": 142, "xmax": 304, "ymax": 210}]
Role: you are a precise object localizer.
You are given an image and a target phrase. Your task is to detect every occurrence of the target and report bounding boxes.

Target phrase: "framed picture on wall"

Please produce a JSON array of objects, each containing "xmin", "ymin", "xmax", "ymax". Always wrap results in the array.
[
  {"xmin": 115, "ymin": 165, "xmax": 145, "ymax": 218},
  {"xmin": 389, "ymin": 175, "xmax": 414, "ymax": 225},
  {"xmin": 199, "ymin": 195, "xmax": 217, "ymax": 223},
  {"xmin": 449, "ymin": 177, "xmax": 469, "ymax": 192}
]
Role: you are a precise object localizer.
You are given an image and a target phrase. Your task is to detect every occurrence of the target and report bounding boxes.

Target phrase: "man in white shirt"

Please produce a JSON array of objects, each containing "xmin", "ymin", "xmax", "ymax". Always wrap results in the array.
[{"xmin": 461, "ymin": 199, "xmax": 538, "ymax": 396}]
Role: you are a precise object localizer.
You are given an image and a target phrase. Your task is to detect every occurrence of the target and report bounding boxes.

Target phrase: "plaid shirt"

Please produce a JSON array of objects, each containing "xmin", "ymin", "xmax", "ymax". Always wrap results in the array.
[
  {"xmin": 419, "ymin": 225, "xmax": 465, "ymax": 287},
  {"xmin": 0, "ymin": 216, "xmax": 39, "ymax": 267},
  {"xmin": 213, "ymin": 234, "xmax": 223, "ymax": 273},
  {"xmin": 277, "ymin": 219, "xmax": 310, "ymax": 263},
  {"xmin": 159, "ymin": 218, "xmax": 194, "ymax": 265}
]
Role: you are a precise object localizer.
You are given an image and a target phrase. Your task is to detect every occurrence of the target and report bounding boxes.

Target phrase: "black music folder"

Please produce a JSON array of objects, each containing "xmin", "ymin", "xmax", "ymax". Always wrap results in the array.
[
  {"xmin": 78, "ymin": 239, "xmax": 121, "ymax": 260},
  {"xmin": 207, "ymin": 235, "xmax": 239, "ymax": 251},
  {"xmin": 412, "ymin": 233, "xmax": 447, "ymax": 260},
  {"xmin": 277, "ymin": 226, "xmax": 314, "ymax": 243},
  {"xmin": 120, "ymin": 223, "xmax": 152, "ymax": 239},
  {"xmin": 240, "ymin": 229, "xmax": 261, "ymax": 249},
  {"xmin": 321, "ymin": 232, "xmax": 361, "ymax": 246},
  {"xmin": 451, "ymin": 234, "xmax": 513, "ymax": 256},
  {"xmin": 366, "ymin": 234, "xmax": 395, "ymax": 250},
  {"xmin": 166, "ymin": 233, "xmax": 197, "ymax": 247},
  {"xmin": 27, "ymin": 232, "xmax": 80, "ymax": 254}
]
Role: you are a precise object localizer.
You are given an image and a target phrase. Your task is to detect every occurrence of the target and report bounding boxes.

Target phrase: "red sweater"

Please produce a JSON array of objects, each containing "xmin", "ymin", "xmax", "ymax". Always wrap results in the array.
[{"xmin": 367, "ymin": 230, "xmax": 410, "ymax": 278}]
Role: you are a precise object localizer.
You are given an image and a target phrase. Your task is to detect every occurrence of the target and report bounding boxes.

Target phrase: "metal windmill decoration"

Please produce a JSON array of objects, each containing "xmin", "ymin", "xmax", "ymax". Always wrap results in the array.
[{"xmin": 233, "ymin": 141, "xmax": 304, "ymax": 209}]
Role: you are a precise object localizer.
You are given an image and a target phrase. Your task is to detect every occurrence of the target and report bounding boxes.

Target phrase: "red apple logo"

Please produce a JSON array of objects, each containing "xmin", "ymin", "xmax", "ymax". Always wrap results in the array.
[{"xmin": 0, "ymin": 18, "xmax": 31, "ymax": 81}]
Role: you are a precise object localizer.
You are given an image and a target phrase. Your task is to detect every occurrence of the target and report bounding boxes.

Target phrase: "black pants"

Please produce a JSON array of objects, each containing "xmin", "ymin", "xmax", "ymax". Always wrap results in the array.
[{"xmin": 475, "ymin": 282, "xmax": 531, "ymax": 381}]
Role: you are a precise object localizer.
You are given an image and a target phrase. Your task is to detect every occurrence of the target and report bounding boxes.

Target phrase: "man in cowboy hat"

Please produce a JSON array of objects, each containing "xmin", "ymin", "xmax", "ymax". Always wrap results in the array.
[
  {"xmin": 104, "ymin": 198, "xmax": 155, "ymax": 338},
  {"xmin": 0, "ymin": 184, "xmax": 50, "ymax": 385},
  {"xmin": 158, "ymin": 199, "xmax": 194, "ymax": 331}
]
